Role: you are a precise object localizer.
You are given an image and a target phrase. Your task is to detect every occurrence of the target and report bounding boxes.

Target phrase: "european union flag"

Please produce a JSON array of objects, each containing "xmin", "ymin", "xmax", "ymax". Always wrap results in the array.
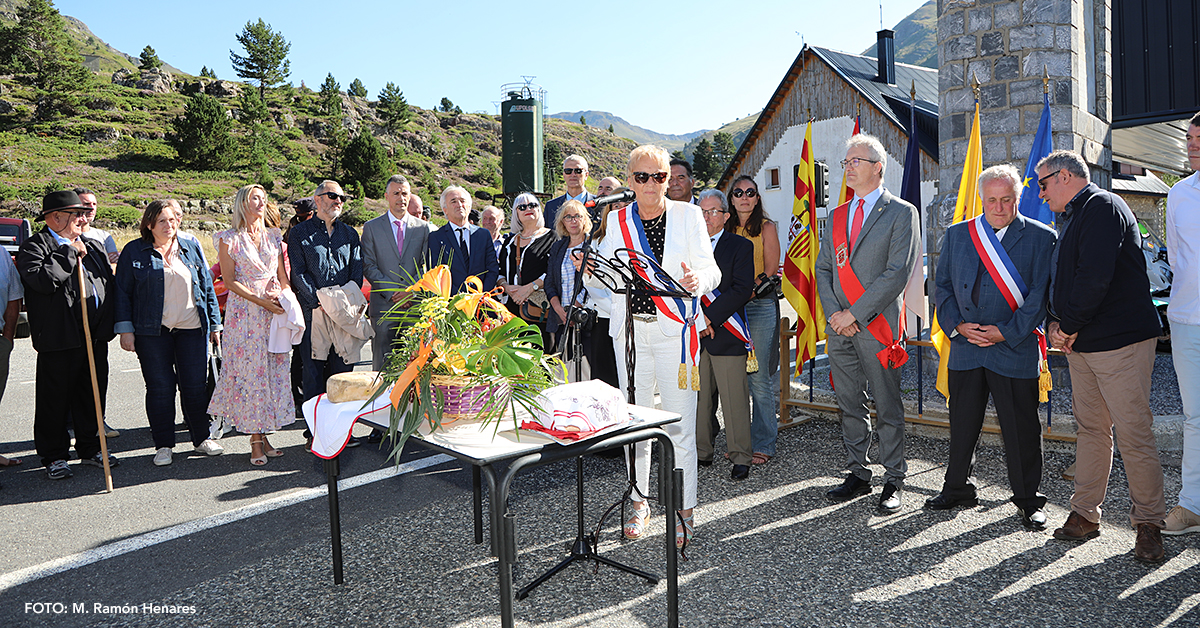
[{"xmin": 1018, "ymin": 93, "xmax": 1054, "ymax": 227}]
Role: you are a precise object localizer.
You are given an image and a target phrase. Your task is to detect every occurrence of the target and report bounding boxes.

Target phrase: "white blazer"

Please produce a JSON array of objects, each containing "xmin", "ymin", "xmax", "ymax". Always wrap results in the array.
[{"xmin": 588, "ymin": 199, "xmax": 721, "ymax": 338}]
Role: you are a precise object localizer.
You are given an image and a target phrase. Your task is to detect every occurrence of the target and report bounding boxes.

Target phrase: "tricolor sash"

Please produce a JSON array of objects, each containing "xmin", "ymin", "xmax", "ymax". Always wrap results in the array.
[
  {"xmin": 967, "ymin": 215, "xmax": 1052, "ymax": 400},
  {"xmin": 830, "ymin": 200, "xmax": 908, "ymax": 369},
  {"xmin": 616, "ymin": 202, "xmax": 702, "ymax": 390},
  {"xmin": 700, "ymin": 289, "xmax": 758, "ymax": 373}
]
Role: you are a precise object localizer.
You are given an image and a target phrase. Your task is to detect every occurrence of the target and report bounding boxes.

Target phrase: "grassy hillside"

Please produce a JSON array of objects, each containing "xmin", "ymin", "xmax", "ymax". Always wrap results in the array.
[
  {"xmin": 547, "ymin": 110, "xmax": 705, "ymax": 152},
  {"xmin": 679, "ymin": 112, "xmax": 761, "ymax": 173},
  {"xmin": 862, "ymin": 0, "xmax": 937, "ymax": 68}
]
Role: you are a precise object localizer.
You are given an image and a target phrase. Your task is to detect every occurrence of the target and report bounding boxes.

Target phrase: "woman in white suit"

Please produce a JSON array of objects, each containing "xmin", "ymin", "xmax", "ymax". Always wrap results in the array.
[{"xmin": 580, "ymin": 145, "xmax": 720, "ymax": 548}]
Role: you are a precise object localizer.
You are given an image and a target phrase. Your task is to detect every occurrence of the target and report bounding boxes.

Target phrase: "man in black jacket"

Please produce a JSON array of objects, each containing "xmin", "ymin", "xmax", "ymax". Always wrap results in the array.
[
  {"xmin": 17, "ymin": 190, "xmax": 118, "ymax": 480},
  {"xmin": 1038, "ymin": 150, "xmax": 1166, "ymax": 563},
  {"xmin": 694, "ymin": 190, "xmax": 755, "ymax": 480}
]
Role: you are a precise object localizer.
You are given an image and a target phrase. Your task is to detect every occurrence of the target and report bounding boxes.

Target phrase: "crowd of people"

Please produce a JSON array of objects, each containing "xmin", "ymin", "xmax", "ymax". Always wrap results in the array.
[{"xmin": 3, "ymin": 124, "xmax": 1200, "ymax": 567}]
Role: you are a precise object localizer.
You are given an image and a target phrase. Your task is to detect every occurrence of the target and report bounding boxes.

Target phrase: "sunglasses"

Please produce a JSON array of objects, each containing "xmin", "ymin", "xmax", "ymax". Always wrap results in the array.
[
  {"xmin": 701, "ymin": 209, "xmax": 727, "ymax": 216},
  {"xmin": 1038, "ymin": 170, "xmax": 1062, "ymax": 191},
  {"xmin": 731, "ymin": 188, "xmax": 758, "ymax": 198},
  {"xmin": 321, "ymin": 192, "xmax": 349, "ymax": 202},
  {"xmin": 515, "ymin": 202, "xmax": 540, "ymax": 211},
  {"xmin": 563, "ymin": 167, "xmax": 585, "ymax": 175},
  {"xmin": 633, "ymin": 171, "xmax": 669, "ymax": 184}
]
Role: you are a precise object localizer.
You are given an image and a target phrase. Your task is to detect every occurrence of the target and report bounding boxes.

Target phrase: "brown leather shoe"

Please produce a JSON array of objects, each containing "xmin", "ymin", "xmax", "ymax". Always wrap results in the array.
[
  {"xmin": 1134, "ymin": 523, "xmax": 1165, "ymax": 564},
  {"xmin": 1052, "ymin": 511, "xmax": 1100, "ymax": 541}
]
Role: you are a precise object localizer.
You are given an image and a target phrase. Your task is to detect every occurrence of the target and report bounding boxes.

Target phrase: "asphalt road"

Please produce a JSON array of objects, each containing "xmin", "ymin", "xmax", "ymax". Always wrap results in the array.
[{"xmin": 2, "ymin": 337, "xmax": 1200, "ymax": 627}]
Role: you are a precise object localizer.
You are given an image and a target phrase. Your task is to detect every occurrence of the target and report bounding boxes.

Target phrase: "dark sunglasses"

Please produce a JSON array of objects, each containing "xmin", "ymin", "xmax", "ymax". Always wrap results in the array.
[
  {"xmin": 1038, "ymin": 170, "xmax": 1062, "ymax": 191},
  {"xmin": 563, "ymin": 167, "xmax": 585, "ymax": 175},
  {"xmin": 633, "ymin": 171, "xmax": 669, "ymax": 184},
  {"xmin": 515, "ymin": 202, "xmax": 540, "ymax": 211},
  {"xmin": 321, "ymin": 192, "xmax": 349, "ymax": 202},
  {"xmin": 731, "ymin": 188, "xmax": 758, "ymax": 198}
]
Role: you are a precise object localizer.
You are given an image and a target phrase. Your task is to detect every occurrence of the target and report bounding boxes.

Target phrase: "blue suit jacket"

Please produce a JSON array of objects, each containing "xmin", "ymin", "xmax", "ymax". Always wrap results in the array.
[
  {"xmin": 701, "ymin": 232, "xmax": 754, "ymax": 356},
  {"xmin": 427, "ymin": 223, "xmax": 500, "ymax": 292},
  {"xmin": 934, "ymin": 213, "xmax": 1056, "ymax": 379}
]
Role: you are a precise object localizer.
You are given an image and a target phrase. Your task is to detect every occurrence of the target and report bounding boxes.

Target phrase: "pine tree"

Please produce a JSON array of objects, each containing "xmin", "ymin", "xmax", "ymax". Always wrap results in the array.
[
  {"xmin": 319, "ymin": 73, "xmax": 342, "ymax": 117},
  {"xmin": 712, "ymin": 132, "xmax": 737, "ymax": 177},
  {"xmin": 607, "ymin": 124, "xmax": 614, "ymax": 134},
  {"xmin": 199, "ymin": 65, "xmax": 216, "ymax": 79},
  {"xmin": 341, "ymin": 130, "xmax": 392, "ymax": 199},
  {"xmin": 377, "ymin": 82, "xmax": 410, "ymax": 131},
  {"xmin": 692, "ymin": 138, "xmax": 716, "ymax": 183},
  {"xmin": 579, "ymin": 115, "xmax": 587, "ymax": 126},
  {"xmin": 229, "ymin": 18, "xmax": 291, "ymax": 99},
  {"xmin": 0, "ymin": 0, "xmax": 90, "ymax": 92},
  {"xmin": 438, "ymin": 97, "xmax": 455, "ymax": 113},
  {"xmin": 348, "ymin": 78, "xmax": 367, "ymax": 98},
  {"xmin": 238, "ymin": 88, "xmax": 270, "ymax": 127},
  {"xmin": 322, "ymin": 117, "xmax": 349, "ymax": 180},
  {"xmin": 138, "ymin": 45, "xmax": 162, "ymax": 71},
  {"xmin": 170, "ymin": 93, "xmax": 236, "ymax": 170}
]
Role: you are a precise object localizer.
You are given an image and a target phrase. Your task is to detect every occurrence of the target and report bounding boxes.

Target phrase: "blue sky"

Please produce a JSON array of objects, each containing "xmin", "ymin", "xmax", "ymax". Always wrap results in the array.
[{"xmin": 54, "ymin": 0, "xmax": 930, "ymax": 135}]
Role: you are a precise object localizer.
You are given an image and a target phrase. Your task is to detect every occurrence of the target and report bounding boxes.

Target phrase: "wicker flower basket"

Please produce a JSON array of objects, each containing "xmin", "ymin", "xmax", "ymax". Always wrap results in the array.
[{"xmin": 430, "ymin": 374, "xmax": 510, "ymax": 428}]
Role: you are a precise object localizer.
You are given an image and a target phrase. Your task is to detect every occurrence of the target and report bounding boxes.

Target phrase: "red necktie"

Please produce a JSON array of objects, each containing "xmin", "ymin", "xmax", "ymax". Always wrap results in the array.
[
  {"xmin": 849, "ymin": 198, "xmax": 865, "ymax": 253},
  {"xmin": 394, "ymin": 220, "xmax": 404, "ymax": 257}
]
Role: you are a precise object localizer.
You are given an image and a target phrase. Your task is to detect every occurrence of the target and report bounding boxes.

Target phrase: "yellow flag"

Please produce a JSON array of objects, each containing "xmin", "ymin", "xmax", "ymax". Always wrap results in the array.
[
  {"xmin": 781, "ymin": 121, "xmax": 825, "ymax": 375},
  {"xmin": 933, "ymin": 99, "xmax": 983, "ymax": 399}
]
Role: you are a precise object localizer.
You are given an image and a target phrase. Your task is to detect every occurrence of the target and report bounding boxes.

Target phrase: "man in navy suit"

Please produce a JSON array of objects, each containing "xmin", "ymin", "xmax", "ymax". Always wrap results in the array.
[
  {"xmin": 427, "ymin": 185, "xmax": 499, "ymax": 292},
  {"xmin": 544, "ymin": 154, "xmax": 596, "ymax": 226},
  {"xmin": 694, "ymin": 190, "xmax": 755, "ymax": 480},
  {"xmin": 930, "ymin": 164, "xmax": 1056, "ymax": 529}
]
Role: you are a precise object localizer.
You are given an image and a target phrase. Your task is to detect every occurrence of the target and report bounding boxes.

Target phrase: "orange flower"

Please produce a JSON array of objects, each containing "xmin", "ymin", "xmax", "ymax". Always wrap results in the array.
[{"xmin": 407, "ymin": 265, "xmax": 452, "ymax": 296}]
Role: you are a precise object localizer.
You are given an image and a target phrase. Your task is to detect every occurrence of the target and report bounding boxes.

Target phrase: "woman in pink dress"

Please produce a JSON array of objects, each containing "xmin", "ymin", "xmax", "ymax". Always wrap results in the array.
[{"xmin": 207, "ymin": 184, "xmax": 295, "ymax": 465}]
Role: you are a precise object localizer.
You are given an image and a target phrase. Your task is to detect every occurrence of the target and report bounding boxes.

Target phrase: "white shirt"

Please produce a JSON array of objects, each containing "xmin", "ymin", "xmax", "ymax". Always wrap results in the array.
[
  {"xmin": 849, "ymin": 185, "xmax": 885, "ymax": 242},
  {"xmin": 1167, "ymin": 172, "xmax": 1200, "ymax": 324},
  {"xmin": 709, "ymin": 229, "xmax": 724, "ymax": 251},
  {"xmin": 451, "ymin": 224, "xmax": 470, "ymax": 255}
]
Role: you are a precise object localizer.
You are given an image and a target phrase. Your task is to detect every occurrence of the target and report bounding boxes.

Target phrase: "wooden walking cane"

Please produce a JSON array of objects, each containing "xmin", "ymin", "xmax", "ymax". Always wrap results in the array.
[{"xmin": 78, "ymin": 253, "xmax": 113, "ymax": 493}]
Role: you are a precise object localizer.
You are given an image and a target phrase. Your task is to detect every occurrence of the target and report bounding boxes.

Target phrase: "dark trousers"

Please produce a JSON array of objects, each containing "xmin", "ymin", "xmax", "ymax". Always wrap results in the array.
[
  {"xmin": 584, "ymin": 317, "xmax": 619, "ymax": 389},
  {"xmin": 35, "ymin": 342, "xmax": 108, "ymax": 466},
  {"xmin": 135, "ymin": 327, "xmax": 210, "ymax": 449},
  {"xmin": 945, "ymin": 367, "xmax": 1046, "ymax": 512},
  {"xmin": 298, "ymin": 329, "xmax": 353, "ymax": 401}
]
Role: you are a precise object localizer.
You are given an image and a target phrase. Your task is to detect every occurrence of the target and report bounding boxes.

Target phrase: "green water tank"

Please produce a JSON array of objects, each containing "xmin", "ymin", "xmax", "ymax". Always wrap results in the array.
[{"xmin": 501, "ymin": 92, "xmax": 543, "ymax": 195}]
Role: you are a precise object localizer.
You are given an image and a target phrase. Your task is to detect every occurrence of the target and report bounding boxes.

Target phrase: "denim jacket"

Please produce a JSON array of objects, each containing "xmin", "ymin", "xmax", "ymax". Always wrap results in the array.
[{"xmin": 114, "ymin": 236, "xmax": 222, "ymax": 336}]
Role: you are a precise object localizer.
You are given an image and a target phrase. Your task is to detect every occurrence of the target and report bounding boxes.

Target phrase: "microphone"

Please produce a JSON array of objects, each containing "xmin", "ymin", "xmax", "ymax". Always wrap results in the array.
[{"xmin": 584, "ymin": 190, "xmax": 635, "ymax": 208}]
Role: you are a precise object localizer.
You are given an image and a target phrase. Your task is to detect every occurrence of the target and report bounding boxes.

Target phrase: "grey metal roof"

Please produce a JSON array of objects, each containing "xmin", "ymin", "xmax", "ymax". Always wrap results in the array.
[
  {"xmin": 1112, "ymin": 170, "xmax": 1173, "ymax": 196},
  {"xmin": 811, "ymin": 46, "xmax": 939, "ymax": 134},
  {"xmin": 1112, "ymin": 118, "xmax": 1193, "ymax": 176}
]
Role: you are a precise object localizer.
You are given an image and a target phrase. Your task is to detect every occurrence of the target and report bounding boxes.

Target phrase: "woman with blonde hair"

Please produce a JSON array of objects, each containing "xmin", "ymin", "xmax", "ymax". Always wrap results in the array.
[{"xmin": 207, "ymin": 184, "xmax": 294, "ymax": 465}]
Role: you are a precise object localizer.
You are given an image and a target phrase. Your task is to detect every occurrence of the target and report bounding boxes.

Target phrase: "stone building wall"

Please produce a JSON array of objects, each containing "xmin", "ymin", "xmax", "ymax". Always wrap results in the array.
[{"xmin": 931, "ymin": 0, "xmax": 1113, "ymax": 273}]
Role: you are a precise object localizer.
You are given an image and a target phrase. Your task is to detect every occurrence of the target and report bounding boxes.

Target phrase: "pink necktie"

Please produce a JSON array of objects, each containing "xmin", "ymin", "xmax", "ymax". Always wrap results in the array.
[
  {"xmin": 849, "ymin": 198, "xmax": 865, "ymax": 253},
  {"xmin": 394, "ymin": 220, "xmax": 404, "ymax": 257}
]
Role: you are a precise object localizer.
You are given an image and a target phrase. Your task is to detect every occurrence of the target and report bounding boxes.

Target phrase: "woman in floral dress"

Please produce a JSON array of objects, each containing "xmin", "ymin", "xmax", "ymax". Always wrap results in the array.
[{"xmin": 207, "ymin": 184, "xmax": 295, "ymax": 465}]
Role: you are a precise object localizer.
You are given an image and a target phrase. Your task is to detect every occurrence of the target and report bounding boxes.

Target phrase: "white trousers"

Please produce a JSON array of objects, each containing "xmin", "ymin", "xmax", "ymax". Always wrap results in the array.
[{"xmin": 614, "ymin": 319, "xmax": 698, "ymax": 510}]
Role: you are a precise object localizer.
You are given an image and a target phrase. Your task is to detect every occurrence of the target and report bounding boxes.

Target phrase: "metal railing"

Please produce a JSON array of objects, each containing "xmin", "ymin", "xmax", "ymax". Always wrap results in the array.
[{"xmin": 776, "ymin": 317, "xmax": 1076, "ymax": 443}]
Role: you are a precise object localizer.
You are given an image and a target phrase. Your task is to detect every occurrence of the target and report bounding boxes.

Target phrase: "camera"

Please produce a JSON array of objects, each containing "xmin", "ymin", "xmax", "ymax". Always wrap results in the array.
[
  {"xmin": 753, "ymin": 273, "xmax": 782, "ymax": 300},
  {"xmin": 568, "ymin": 306, "xmax": 597, "ymax": 331}
]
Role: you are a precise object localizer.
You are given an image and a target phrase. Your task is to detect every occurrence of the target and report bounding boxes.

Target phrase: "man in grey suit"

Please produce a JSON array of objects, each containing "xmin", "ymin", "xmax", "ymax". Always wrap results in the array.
[
  {"xmin": 929, "ymin": 164, "xmax": 1056, "ymax": 529},
  {"xmin": 816, "ymin": 133, "xmax": 920, "ymax": 513},
  {"xmin": 362, "ymin": 174, "xmax": 431, "ymax": 371}
]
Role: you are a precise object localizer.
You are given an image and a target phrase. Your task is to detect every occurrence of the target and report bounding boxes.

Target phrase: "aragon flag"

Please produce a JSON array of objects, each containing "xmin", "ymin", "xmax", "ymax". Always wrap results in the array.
[{"xmin": 781, "ymin": 120, "xmax": 825, "ymax": 375}]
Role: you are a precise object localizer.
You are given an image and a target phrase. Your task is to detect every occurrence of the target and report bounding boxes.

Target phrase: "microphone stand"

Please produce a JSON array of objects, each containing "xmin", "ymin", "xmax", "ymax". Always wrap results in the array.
[{"xmin": 517, "ymin": 207, "xmax": 691, "ymax": 598}]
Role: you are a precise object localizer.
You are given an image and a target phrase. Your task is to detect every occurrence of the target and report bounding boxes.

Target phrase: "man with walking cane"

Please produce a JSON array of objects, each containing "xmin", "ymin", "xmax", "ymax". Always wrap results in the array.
[{"xmin": 18, "ymin": 190, "xmax": 118, "ymax": 481}]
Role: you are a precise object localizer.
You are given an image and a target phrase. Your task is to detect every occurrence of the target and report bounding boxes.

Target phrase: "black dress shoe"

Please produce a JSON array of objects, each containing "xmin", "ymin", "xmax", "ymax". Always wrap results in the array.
[
  {"xmin": 698, "ymin": 458, "xmax": 713, "ymax": 467},
  {"xmin": 925, "ymin": 492, "xmax": 979, "ymax": 511},
  {"xmin": 1020, "ymin": 507, "xmax": 1048, "ymax": 530},
  {"xmin": 827, "ymin": 474, "xmax": 871, "ymax": 501},
  {"xmin": 879, "ymin": 482, "xmax": 902, "ymax": 513},
  {"xmin": 344, "ymin": 436, "xmax": 362, "ymax": 448},
  {"xmin": 366, "ymin": 429, "xmax": 384, "ymax": 444},
  {"xmin": 731, "ymin": 464, "xmax": 750, "ymax": 480}
]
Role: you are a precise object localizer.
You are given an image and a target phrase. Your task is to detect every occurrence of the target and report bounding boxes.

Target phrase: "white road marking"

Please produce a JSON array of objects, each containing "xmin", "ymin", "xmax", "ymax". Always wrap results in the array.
[{"xmin": 0, "ymin": 453, "xmax": 452, "ymax": 592}]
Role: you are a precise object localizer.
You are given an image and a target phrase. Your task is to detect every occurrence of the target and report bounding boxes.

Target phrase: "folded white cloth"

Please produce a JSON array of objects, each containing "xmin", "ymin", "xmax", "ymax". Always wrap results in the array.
[
  {"xmin": 268, "ymin": 287, "xmax": 305, "ymax": 353},
  {"xmin": 303, "ymin": 392, "xmax": 391, "ymax": 459},
  {"xmin": 524, "ymin": 380, "xmax": 628, "ymax": 437}
]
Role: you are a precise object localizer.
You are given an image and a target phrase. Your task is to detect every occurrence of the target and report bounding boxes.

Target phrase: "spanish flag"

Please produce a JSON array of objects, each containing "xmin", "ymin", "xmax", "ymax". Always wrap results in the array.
[
  {"xmin": 781, "ymin": 120, "xmax": 825, "ymax": 375},
  {"xmin": 932, "ymin": 97, "xmax": 983, "ymax": 399}
]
